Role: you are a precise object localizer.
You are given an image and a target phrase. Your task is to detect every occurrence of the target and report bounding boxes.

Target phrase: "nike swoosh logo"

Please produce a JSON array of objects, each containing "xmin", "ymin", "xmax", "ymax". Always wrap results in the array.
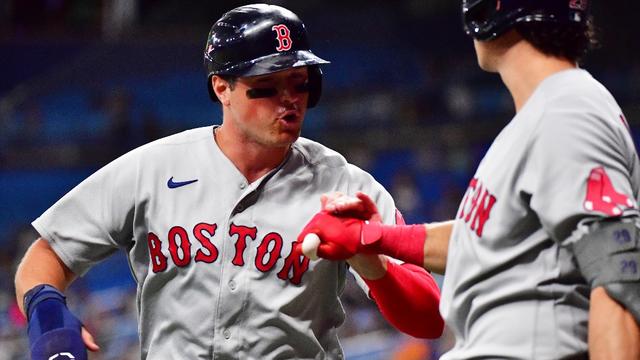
[{"xmin": 167, "ymin": 177, "xmax": 198, "ymax": 189}]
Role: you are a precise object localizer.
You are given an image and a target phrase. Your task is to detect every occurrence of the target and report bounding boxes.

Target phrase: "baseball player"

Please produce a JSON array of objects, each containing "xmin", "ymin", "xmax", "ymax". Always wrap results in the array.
[
  {"xmin": 14, "ymin": 4, "xmax": 443, "ymax": 360},
  {"xmin": 299, "ymin": 0, "xmax": 640, "ymax": 358}
]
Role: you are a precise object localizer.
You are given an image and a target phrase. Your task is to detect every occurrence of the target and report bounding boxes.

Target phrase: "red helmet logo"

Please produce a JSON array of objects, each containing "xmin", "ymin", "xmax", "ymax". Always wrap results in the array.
[{"xmin": 272, "ymin": 24, "xmax": 292, "ymax": 51}]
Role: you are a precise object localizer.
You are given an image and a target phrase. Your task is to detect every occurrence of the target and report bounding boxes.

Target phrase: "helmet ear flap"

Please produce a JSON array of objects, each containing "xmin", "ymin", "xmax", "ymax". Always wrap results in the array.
[{"xmin": 306, "ymin": 65, "xmax": 322, "ymax": 109}]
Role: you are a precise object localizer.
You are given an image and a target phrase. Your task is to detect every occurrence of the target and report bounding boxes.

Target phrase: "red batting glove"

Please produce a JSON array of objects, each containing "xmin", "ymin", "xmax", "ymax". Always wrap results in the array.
[
  {"xmin": 298, "ymin": 211, "xmax": 427, "ymax": 266},
  {"xmin": 297, "ymin": 211, "xmax": 365, "ymax": 260},
  {"xmin": 298, "ymin": 191, "xmax": 384, "ymax": 260}
]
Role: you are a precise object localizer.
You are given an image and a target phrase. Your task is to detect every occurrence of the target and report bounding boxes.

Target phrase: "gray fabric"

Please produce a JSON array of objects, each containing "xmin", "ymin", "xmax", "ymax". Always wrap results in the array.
[
  {"xmin": 440, "ymin": 69, "xmax": 640, "ymax": 359},
  {"xmin": 572, "ymin": 218, "xmax": 640, "ymax": 285},
  {"xmin": 33, "ymin": 126, "xmax": 397, "ymax": 359},
  {"xmin": 570, "ymin": 217, "xmax": 640, "ymax": 322}
]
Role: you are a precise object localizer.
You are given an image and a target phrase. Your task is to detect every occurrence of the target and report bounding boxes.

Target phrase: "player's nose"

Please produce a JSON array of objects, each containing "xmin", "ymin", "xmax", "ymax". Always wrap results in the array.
[{"xmin": 279, "ymin": 86, "xmax": 302, "ymax": 105}]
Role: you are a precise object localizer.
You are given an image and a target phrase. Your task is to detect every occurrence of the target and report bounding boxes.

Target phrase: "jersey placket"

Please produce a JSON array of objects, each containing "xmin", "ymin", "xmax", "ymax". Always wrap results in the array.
[{"xmin": 212, "ymin": 179, "xmax": 264, "ymax": 358}]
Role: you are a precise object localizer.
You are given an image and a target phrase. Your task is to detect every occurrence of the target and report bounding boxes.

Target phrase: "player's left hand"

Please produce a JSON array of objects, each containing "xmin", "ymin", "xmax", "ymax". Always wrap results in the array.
[{"xmin": 321, "ymin": 191, "xmax": 381, "ymax": 221}]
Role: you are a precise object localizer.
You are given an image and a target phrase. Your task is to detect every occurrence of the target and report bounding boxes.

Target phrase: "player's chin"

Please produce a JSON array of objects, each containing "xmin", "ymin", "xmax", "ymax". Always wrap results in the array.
[
  {"xmin": 276, "ymin": 120, "xmax": 302, "ymax": 138},
  {"xmin": 270, "ymin": 128, "xmax": 301, "ymax": 147},
  {"xmin": 279, "ymin": 131, "xmax": 301, "ymax": 146}
]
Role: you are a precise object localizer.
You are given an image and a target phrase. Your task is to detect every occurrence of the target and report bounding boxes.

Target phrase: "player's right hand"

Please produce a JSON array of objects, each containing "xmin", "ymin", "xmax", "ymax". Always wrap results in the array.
[
  {"xmin": 321, "ymin": 191, "xmax": 381, "ymax": 222},
  {"xmin": 297, "ymin": 211, "xmax": 368, "ymax": 260}
]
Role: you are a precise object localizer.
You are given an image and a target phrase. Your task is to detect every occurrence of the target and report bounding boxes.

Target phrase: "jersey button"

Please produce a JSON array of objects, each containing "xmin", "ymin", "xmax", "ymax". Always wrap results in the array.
[
  {"xmin": 223, "ymin": 329, "xmax": 231, "ymax": 339},
  {"xmin": 239, "ymin": 183, "xmax": 246, "ymax": 189},
  {"xmin": 229, "ymin": 280, "xmax": 236, "ymax": 290}
]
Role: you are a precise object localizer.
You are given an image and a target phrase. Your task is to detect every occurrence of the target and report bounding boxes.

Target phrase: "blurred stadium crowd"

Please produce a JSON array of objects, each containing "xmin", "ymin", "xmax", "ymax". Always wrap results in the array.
[{"xmin": 0, "ymin": 0, "xmax": 638, "ymax": 359}]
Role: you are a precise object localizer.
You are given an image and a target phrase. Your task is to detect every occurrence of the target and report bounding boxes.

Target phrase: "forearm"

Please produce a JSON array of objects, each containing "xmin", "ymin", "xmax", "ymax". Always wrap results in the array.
[
  {"xmin": 363, "ymin": 221, "xmax": 451, "ymax": 274},
  {"xmin": 424, "ymin": 221, "xmax": 453, "ymax": 274},
  {"xmin": 589, "ymin": 287, "xmax": 640, "ymax": 359},
  {"xmin": 15, "ymin": 238, "xmax": 77, "ymax": 315},
  {"xmin": 362, "ymin": 261, "xmax": 444, "ymax": 338}
]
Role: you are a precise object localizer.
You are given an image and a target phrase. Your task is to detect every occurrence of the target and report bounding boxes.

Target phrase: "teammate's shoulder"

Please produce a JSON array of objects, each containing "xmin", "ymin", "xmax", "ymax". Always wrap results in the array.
[
  {"xmin": 542, "ymin": 69, "xmax": 617, "ymax": 106},
  {"xmin": 528, "ymin": 70, "xmax": 631, "ymax": 151},
  {"xmin": 537, "ymin": 69, "xmax": 623, "ymax": 127}
]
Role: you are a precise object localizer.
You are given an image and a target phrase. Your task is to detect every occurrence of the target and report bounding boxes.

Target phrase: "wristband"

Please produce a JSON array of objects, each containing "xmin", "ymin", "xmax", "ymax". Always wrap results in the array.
[
  {"xmin": 361, "ymin": 222, "xmax": 426, "ymax": 266},
  {"xmin": 24, "ymin": 284, "xmax": 67, "ymax": 321},
  {"xmin": 24, "ymin": 284, "xmax": 87, "ymax": 360}
]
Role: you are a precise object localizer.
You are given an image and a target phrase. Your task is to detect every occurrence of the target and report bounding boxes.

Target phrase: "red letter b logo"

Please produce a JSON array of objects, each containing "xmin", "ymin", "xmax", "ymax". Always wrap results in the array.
[{"xmin": 272, "ymin": 24, "xmax": 292, "ymax": 51}]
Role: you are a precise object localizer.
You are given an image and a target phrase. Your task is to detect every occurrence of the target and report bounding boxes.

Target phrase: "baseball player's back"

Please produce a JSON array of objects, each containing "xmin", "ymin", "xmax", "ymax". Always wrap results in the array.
[{"xmin": 440, "ymin": 69, "xmax": 639, "ymax": 359}]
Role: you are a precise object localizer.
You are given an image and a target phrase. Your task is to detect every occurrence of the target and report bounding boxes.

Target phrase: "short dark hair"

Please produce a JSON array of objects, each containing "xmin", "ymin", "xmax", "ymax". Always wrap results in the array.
[{"xmin": 516, "ymin": 17, "xmax": 599, "ymax": 64}]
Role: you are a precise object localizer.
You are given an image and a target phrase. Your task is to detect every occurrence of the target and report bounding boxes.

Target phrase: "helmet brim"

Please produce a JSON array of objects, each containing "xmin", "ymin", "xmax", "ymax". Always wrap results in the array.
[{"xmin": 216, "ymin": 50, "xmax": 330, "ymax": 78}]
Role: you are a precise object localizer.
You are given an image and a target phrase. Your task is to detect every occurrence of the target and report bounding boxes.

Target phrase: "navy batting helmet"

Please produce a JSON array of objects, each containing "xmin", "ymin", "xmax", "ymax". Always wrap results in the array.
[
  {"xmin": 204, "ymin": 4, "xmax": 329, "ymax": 108},
  {"xmin": 462, "ymin": 0, "xmax": 590, "ymax": 41}
]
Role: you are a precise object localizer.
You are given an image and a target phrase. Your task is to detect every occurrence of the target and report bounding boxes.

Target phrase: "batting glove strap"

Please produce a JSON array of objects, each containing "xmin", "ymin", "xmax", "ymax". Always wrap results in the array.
[{"xmin": 361, "ymin": 221, "xmax": 384, "ymax": 247}]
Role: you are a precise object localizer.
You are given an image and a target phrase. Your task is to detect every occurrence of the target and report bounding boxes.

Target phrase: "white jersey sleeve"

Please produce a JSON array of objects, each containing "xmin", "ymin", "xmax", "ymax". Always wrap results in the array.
[
  {"xmin": 522, "ymin": 73, "xmax": 639, "ymax": 243},
  {"xmin": 33, "ymin": 147, "xmax": 141, "ymax": 276}
]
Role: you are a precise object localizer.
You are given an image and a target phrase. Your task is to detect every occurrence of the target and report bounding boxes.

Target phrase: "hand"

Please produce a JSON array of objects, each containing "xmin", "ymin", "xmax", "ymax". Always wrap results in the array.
[
  {"xmin": 322, "ymin": 192, "xmax": 381, "ymax": 222},
  {"xmin": 299, "ymin": 209, "xmax": 428, "ymax": 266},
  {"xmin": 82, "ymin": 327, "xmax": 100, "ymax": 352},
  {"xmin": 298, "ymin": 211, "xmax": 368, "ymax": 260}
]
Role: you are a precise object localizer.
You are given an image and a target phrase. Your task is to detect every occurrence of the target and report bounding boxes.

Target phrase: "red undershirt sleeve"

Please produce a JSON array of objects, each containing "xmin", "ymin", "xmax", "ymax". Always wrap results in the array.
[{"xmin": 363, "ymin": 261, "xmax": 444, "ymax": 339}]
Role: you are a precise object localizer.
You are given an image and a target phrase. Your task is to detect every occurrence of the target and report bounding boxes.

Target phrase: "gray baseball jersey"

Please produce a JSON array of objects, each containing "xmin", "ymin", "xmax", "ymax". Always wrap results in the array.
[
  {"xmin": 440, "ymin": 69, "xmax": 640, "ymax": 359},
  {"xmin": 32, "ymin": 126, "xmax": 397, "ymax": 360}
]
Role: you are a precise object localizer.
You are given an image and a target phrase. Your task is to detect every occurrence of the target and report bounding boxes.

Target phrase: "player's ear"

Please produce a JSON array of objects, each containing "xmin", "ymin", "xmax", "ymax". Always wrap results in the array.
[{"xmin": 212, "ymin": 76, "xmax": 232, "ymax": 106}]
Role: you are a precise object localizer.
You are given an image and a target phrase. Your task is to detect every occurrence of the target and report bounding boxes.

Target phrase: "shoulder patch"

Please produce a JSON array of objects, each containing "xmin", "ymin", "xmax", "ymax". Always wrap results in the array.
[{"xmin": 584, "ymin": 167, "xmax": 634, "ymax": 216}]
